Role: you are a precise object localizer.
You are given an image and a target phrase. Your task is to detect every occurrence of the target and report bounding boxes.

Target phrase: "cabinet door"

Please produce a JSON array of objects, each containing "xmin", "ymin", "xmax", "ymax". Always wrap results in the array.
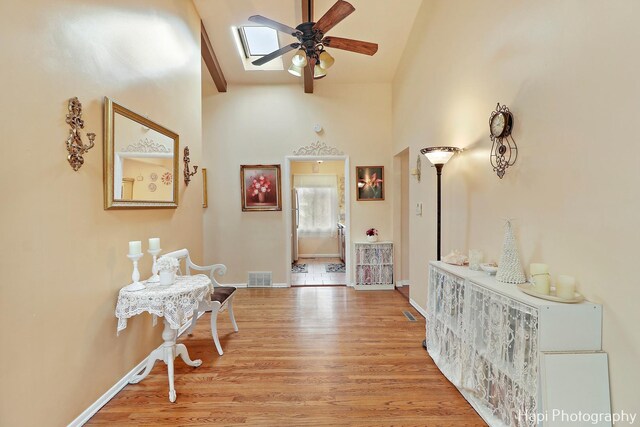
[
  {"xmin": 426, "ymin": 267, "xmax": 466, "ymax": 384},
  {"xmin": 461, "ymin": 282, "xmax": 539, "ymax": 427}
]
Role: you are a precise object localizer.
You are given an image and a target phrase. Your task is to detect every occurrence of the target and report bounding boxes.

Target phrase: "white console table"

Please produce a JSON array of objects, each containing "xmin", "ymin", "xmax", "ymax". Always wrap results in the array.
[
  {"xmin": 426, "ymin": 261, "xmax": 611, "ymax": 427},
  {"xmin": 115, "ymin": 275, "xmax": 213, "ymax": 402},
  {"xmin": 354, "ymin": 241, "xmax": 394, "ymax": 290}
]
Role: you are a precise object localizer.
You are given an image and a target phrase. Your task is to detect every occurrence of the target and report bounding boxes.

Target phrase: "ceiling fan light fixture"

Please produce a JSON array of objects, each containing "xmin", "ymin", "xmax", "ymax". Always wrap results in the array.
[
  {"xmin": 288, "ymin": 63, "xmax": 303, "ymax": 77},
  {"xmin": 319, "ymin": 50, "xmax": 335, "ymax": 69},
  {"xmin": 313, "ymin": 63, "xmax": 327, "ymax": 79},
  {"xmin": 291, "ymin": 49, "xmax": 308, "ymax": 67}
]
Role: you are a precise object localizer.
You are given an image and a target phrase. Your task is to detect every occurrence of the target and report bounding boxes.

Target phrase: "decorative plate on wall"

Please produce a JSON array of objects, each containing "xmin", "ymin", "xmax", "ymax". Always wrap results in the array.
[
  {"xmin": 161, "ymin": 172, "xmax": 172, "ymax": 185},
  {"xmin": 148, "ymin": 183, "xmax": 157, "ymax": 192},
  {"xmin": 150, "ymin": 172, "xmax": 158, "ymax": 182}
]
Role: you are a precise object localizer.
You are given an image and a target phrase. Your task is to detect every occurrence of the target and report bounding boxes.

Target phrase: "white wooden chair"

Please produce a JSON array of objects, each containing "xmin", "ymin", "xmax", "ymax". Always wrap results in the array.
[{"xmin": 162, "ymin": 249, "xmax": 238, "ymax": 355}]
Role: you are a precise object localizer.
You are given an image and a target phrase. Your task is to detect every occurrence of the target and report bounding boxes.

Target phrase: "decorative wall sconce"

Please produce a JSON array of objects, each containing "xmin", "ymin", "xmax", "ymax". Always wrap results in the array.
[
  {"xmin": 65, "ymin": 97, "xmax": 95, "ymax": 171},
  {"xmin": 183, "ymin": 146, "xmax": 198, "ymax": 185},
  {"xmin": 489, "ymin": 103, "xmax": 517, "ymax": 178},
  {"xmin": 410, "ymin": 154, "xmax": 422, "ymax": 182}
]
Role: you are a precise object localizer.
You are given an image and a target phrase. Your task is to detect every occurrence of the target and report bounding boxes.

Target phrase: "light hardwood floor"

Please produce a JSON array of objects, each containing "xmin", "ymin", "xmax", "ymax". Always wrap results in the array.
[{"xmin": 89, "ymin": 287, "xmax": 485, "ymax": 426}]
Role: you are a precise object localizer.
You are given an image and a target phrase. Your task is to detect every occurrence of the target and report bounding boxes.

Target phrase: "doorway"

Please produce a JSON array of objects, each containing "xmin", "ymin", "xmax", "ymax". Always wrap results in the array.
[
  {"xmin": 284, "ymin": 156, "xmax": 350, "ymax": 287},
  {"xmin": 393, "ymin": 148, "xmax": 411, "ymax": 300}
]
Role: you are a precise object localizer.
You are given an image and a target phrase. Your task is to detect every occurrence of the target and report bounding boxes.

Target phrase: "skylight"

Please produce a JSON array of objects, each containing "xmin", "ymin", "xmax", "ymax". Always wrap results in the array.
[
  {"xmin": 233, "ymin": 26, "xmax": 284, "ymax": 71},
  {"xmin": 239, "ymin": 26, "xmax": 280, "ymax": 58}
]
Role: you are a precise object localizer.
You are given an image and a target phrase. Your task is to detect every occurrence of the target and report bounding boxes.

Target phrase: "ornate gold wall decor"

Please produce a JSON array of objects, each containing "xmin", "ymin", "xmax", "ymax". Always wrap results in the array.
[
  {"xmin": 65, "ymin": 97, "xmax": 95, "ymax": 171},
  {"xmin": 103, "ymin": 97, "xmax": 179, "ymax": 209},
  {"xmin": 183, "ymin": 146, "xmax": 198, "ymax": 185}
]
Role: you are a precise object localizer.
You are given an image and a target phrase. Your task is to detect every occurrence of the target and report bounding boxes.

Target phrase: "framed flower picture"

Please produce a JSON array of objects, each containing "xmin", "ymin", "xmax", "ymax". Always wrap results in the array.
[
  {"xmin": 356, "ymin": 166, "xmax": 384, "ymax": 201},
  {"xmin": 240, "ymin": 165, "xmax": 282, "ymax": 211}
]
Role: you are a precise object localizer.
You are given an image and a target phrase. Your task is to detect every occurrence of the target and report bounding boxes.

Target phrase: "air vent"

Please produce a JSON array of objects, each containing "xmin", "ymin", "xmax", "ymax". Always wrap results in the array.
[
  {"xmin": 248, "ymin": 271, "xmax": 273, "ymax": 287},
  {"xmin": 403, "ymin": 311, "xmax": 417, "ymax": 322}
]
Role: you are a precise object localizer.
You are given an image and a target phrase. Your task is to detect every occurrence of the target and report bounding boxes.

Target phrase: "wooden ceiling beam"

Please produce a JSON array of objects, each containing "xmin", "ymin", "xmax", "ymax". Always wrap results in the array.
[
  {"xmin": 302, "ymin": 0, "xmax": 314, "ymax": 93},
  {"xmin": 201, "ymin": 20, "xmax": 227, "ymax": 93}
]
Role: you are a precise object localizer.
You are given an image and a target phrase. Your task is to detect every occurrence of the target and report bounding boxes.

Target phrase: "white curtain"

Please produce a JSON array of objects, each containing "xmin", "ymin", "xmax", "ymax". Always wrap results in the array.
[{"xmin": 294, "ymin": 174, "xmax": 338, "ymax": 238}]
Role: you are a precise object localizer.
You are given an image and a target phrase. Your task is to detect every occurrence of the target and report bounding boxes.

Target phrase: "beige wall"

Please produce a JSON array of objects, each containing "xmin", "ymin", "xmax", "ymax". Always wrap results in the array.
[
  {"xmin": 291, "ymin": 160, "xmax": 345, "ymax": 257},
  {"xmin": 392, "ymin": 0, "xmax": 640, "ymax": 417},
  {"xmin": 0, "ymin": 1, "xmax": 203, "ymax": 425},
  {"xmin": 202, "ymin": 84, "xmax": 392, "ymax": 284}
]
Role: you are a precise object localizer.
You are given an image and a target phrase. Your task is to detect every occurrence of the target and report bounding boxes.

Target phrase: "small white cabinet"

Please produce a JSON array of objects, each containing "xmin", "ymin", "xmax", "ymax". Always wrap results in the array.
[
  {"xmin": 426, "ymin": 261, "xmax": 611, "ymax": 427},
  {"xmin": 354, "ymin": 241, "xmax": 394, "ymax": 290}
]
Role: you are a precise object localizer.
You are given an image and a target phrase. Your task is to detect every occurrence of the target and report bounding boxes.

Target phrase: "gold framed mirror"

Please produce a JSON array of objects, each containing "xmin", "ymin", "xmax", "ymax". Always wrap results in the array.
[{"xmin": 104, "ymin": 97, "xmax": 179, "ymax": 209}]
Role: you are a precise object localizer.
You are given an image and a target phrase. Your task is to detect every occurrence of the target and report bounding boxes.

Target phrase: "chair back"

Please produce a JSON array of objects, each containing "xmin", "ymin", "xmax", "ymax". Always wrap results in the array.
[
  {"xmin": 161, "ymin": 249, "xmax": 227, "ymax": 285},
  {"xmin": 162, "ymin": 248, "xmax": 190, "ymax": 276}
]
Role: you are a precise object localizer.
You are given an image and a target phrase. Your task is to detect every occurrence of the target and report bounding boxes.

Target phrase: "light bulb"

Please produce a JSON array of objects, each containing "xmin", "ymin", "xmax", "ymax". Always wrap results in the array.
[
  {"xmin": 291, "ymin": 49, "xmax": 308, "ymax": 67},
  {"xmin": 313, "ymin": 64, "xmax": 327, "ymax": 79},
  {"xmin": 319, "ymin": 51, "xmax": 335, "ymax": 69},
  {"xmin": 288, "ymin": 64, "xmax": 303, "ymax": 77}
]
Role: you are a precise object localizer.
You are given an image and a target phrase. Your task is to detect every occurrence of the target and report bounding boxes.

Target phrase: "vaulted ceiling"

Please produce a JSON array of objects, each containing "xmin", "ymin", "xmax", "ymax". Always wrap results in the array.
[{"xmin": 195, "ymin": 0, "xmax": 423, "ymax": 87}]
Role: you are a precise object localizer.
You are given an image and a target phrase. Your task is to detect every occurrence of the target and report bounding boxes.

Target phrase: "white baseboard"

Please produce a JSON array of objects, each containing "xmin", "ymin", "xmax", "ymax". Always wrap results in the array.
[
  {"xmin": 409, "ymin": 298, "xmax": 427, "ymax": 319},
  {"xmin": 299, "ymin": 254, "xmax": 340, "ymax": 258},
  {"xmin": 225, "ymin": 283, "xmax": 248, "ymax": 288},
  {"xmin": 67, "ymin": 312, "xmax": 204, "ymax": 427},
  {"xmin": 396, "ymin": 280, "xmax": 410, "ymax": 287},
  {"xmin": 229, "ymin": 283, "xmax": 288, "ymax": 288},
  {"xmin": 354, "ymin": 284, "xmax": 395, "ymax": 291}
]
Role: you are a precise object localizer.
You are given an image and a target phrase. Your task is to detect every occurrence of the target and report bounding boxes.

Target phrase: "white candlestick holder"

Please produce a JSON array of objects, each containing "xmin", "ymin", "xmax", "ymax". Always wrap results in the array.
[
  {"xmin": 147, "ymin": 248, "xmax": 162, "ymax": 283},
  {"xmin": 124, "ymin": 253, "xmax": 145, "ymax": 291}
]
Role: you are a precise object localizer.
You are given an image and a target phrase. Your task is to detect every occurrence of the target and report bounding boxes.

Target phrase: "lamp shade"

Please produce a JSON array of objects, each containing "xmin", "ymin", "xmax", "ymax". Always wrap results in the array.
[
  {"xmin": 292, "ymin": 49, "xmax": 308, "ymax": 67},
  {"xmin": 288, "ymin": 63, "xmax": 303, "ymax": 77},
  {"xmin": 319, "ymin": 51, "xmax": 335, "ymax": 69},
  {"xmin": 420, "ymin": 146, "xmax": 461, "ymax": 165},
  {"xmin": 313, "ymin": 64, "xmax": 327, "ymax": 79}
]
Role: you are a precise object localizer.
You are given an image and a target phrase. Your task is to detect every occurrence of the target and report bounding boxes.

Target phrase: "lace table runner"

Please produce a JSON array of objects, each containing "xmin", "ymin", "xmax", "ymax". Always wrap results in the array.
[{"xmin": 115, "ymin": 274, "xmax": 212, "ymax": 334}]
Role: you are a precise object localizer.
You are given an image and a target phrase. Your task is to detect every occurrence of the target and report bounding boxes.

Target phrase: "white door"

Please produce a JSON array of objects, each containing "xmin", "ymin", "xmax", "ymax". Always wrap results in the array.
[{"xmin": 291, "ymin": 188, "xmax": 299, "ymax": 262}]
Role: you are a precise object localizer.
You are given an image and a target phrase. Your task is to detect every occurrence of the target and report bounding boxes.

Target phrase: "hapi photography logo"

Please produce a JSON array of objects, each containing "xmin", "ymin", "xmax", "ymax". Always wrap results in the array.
[{"xmin": 519, "ymin": 410, "xmax": 637, "ymax": 425}]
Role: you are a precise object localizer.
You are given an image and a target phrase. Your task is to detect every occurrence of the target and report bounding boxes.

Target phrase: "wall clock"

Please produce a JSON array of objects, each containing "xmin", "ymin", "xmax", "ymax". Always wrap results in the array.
[{"xmin": 489, "ymin": 103, "xmax": 518, "ymax": 178}]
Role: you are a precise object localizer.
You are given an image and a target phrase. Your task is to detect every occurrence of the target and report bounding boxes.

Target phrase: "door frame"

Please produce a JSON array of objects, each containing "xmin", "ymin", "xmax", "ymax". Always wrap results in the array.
[{"xmin": 283, "ymin": 155, "xmax": 351, "ymax": 287}]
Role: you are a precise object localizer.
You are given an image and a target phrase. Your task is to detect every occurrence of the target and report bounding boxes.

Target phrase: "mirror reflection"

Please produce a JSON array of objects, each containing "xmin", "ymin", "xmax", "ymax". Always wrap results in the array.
[{"xmin": 104, "ymin": 97, "xmax": 179, "ymax": 209}]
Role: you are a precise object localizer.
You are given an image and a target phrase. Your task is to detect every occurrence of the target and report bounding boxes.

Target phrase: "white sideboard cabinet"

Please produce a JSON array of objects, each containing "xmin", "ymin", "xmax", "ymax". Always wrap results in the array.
[
  {"xmin": 426, "ymin": 261, "xmax": 611, "ymax": 427},
  {"xmin": 354, "ymin": 242, "xmax": 394, "ymax": 290}
]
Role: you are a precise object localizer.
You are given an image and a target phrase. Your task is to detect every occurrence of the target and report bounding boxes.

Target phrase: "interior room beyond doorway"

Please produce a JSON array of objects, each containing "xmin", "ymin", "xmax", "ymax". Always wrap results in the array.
[{"xmin": 290, "ymin": 160, "xmax": 346, "ymax": 286}]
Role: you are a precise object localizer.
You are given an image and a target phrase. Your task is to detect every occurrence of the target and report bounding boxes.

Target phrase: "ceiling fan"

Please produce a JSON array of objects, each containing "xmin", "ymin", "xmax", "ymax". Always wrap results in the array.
[{"xmin": 248, "ymin": 0, "xmax": 378, "ymax": 80}]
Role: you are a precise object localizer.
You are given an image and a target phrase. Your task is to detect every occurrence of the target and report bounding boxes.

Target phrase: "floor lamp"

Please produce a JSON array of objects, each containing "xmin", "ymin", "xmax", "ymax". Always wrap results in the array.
[{"xmin": 420, "ymin": 146, "xmax": 460, "ymax": 350}]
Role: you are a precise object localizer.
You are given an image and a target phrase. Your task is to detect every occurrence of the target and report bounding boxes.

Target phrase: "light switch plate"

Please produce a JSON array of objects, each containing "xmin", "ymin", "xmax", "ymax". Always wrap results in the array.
[{"xmin": 416, "ymin": 202, "xmax": 423, "ymax": 216}]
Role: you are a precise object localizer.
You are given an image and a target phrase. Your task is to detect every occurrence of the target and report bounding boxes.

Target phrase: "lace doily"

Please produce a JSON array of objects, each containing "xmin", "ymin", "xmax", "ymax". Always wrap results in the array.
[
  {"xmin": 115, "ymin": 274, "xmax": 212, "ymax": 334},
  {"xmin": 427, "ymin": 266, "xmax": 538, "ymax": 426}
]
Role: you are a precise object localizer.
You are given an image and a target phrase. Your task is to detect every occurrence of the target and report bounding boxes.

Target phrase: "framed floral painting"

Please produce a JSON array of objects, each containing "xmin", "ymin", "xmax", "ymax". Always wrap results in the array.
[
  {"xmin": 240, "ymin": 165, "xmax": 282, "ymax": 211},
  {"xmin": 356, "ymin": 166, "xmax": 384, "ymax": 201}
]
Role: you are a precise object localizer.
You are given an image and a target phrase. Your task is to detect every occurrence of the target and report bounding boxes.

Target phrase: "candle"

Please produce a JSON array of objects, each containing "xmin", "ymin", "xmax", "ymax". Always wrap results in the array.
[
  {"xmin": 530, "ymin": 263, "xmax": 548, "ymax": 275},
  {"xmin": 149, "ymin": 237, "xmax": 160, "ymax": 251},
  {"xmin": 128, "ymin": 240, "xmax": 142, "ymax": 256},
  {"xmin": 530, "ymin": 263, "xmax": 550, "ymax": 295},
  {"xmin": 556, "ymin": 275, "xmax": 576, "ymax": 299}
]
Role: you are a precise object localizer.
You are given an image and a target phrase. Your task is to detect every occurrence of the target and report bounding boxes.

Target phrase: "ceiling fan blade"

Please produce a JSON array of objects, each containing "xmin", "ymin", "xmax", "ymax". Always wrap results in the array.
[
  {"xmin": 252, "ymin": 43, "xmax": 300, "ymax": 66},
  {"xmin": 248, "ymin": 15, "xmax": 301, "ymax": 37},
  {"xmin": 313, "ymin": 0, "xmax": 355, "ymax": 35},
  {"xmin": 323, "ymin": 36, "xmax": 378, "ymax": 56}
]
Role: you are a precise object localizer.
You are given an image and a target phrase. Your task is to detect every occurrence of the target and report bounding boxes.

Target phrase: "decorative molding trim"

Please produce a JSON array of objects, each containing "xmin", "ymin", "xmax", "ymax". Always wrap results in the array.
[
  {"xmin": 122, "ymin": 138, "xmax": 171, "ymax": 153},
  {"xmin": 293, "ymin": 141, "xmax": 344, "ymax": 156},
  {"xmin": 409, "ymin": 298, "xmax": 427, "ymax": 319},
  {"xmin": 67, "ymin": 312, "xmax": 203, "ymax": 426}
]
